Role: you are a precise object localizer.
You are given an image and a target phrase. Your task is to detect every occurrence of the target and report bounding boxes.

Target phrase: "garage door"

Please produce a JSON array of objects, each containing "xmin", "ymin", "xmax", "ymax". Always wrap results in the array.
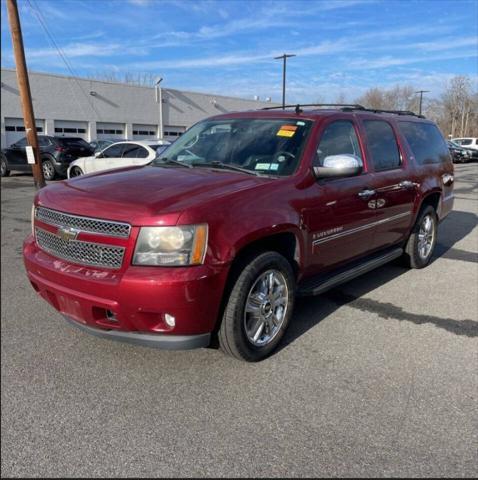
[
  {"xmin": 54, "ymin": 120, "xmax": 88, "ymax": 140},
  {"xmin": 96, "ymin": 122, "xmax": 125, "ymax": 141},
  {"xmin": 132, "ymin": 124, "xmax": 157, "ymax": 140},
  {"xmin": 163, "ymin": 125, "xmax": 186, "ymax": 142},
  {"xmin": 5, "ymin": 117, "xmax": 45, "ymax": 147}
]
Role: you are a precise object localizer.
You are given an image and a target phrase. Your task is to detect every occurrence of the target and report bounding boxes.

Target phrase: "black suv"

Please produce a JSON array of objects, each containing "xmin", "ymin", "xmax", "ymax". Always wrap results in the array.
[{"xmin": 1, "ymin": 136, "xmax": 94, "ymax": 180}]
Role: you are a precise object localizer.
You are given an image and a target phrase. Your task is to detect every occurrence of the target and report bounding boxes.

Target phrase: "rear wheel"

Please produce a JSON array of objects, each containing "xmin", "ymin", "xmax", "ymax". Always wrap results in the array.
[
  {"xmin": 69, "ymin": 166, "xmax": 83, "ymax": 177},
  {"xmin": 403, "ymin": 205, "xmax": 437, "ymax": 269},
  {"xmin": 42, "ymin": 159, "xmax": 56, "ymax": 181},
  {"xmin": 1, "ymin": 156, "xmax": 10, "ymax": 177},
  {"xmin": 218, "ymin": 251, "xmax": 295, "ymax": 361}
]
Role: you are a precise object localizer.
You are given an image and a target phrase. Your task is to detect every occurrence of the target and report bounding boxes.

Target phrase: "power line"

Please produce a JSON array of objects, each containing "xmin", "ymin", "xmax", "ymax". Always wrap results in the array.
[{"xmin": 26, "ymin": 0, "xmax": 101, "ymax": 120}]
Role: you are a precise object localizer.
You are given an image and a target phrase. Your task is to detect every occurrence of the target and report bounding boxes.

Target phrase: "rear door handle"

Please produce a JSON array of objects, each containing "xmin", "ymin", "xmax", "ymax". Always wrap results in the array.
[{"xmin": 358, "ymin": 189, "xmax": 376, "ymax": 199}]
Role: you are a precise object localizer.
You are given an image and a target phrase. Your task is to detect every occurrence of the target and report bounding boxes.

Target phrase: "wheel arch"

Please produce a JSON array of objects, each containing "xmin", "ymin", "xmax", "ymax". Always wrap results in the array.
[{"xmin": 211, "ymin": 228, "xmax": 302, "ymax": 339}]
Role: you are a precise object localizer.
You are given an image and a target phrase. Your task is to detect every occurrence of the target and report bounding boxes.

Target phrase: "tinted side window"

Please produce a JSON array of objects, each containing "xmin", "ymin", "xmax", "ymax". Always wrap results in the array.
[
  {"xmin": 399, "ymin": 122, "xmax": 450, "ymax": 165},
  {"xmin": 315, "ymin": 120, "xmax": 362, "ymax": 166},
  {"xmin": 15, "ymin": 138, "xmax": 28, "ymax": 147},
  {"xmin": 102, "ymin": 144, "xmax": 124, "ymax": 158},
  {"xmin": 122, "ymin": 144, "xmax": 142, "ymax": 158},
  {"xmin": 363, "ymin": 120, "xmax": 401, "ymax": 171},
  {"xmin": 122, "ymin": 144, "xmax": 149, "ymax": 158},
  {"xmin": 38, "ymin": 137, "xmax": 51, "ymax": 147},
  {"xmin": 135, "ymin": 147, "xmax": 149, "ymax": 158}
]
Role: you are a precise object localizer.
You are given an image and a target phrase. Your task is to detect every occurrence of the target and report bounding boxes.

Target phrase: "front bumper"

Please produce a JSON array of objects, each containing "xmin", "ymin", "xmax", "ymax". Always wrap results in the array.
[
  {"xmin": 23, "ymin": 235, "xmax": 229, "ymax": 348},
  {"xmin": 64, "ymin": 315, "xmax": 210, "ymax": 349}
]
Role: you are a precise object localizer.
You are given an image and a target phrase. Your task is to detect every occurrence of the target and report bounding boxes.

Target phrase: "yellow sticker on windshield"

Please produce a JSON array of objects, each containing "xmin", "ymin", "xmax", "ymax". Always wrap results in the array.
[{"xmin": 277, "ymin": 129, "xmax": 295, "ymax": 137}]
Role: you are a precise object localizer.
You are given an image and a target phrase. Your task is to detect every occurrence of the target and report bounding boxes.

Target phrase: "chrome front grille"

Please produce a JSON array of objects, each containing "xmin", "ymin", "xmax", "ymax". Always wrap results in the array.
[
  {"xmin": 35, "ymin": 207, "xmax": 131, "ymax": 238},
  {"xmin": 35, "ymin": 228, "xmax": 125, "ymax": 269}
]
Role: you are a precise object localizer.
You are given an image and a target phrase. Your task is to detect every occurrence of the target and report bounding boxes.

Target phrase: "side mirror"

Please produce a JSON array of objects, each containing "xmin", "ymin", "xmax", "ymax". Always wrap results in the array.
[
  {"xmin": 94, "ymin": 151, "xmax": 102, "ymax": 158},
  {"xmin": 313, "ymin": 154, "xmax": 362, "ymax": 179}
]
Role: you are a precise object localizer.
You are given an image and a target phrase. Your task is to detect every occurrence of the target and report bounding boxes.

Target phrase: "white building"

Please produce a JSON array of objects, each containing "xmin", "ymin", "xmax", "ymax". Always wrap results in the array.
[{"xmin": 0, "ymin": 68, "xmax": 276, "ymax": 147}]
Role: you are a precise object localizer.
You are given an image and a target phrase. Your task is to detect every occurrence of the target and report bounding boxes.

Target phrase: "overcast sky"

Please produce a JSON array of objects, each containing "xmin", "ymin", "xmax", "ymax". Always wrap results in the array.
[{"xmin": 1, "ymin": 0, "xmax": 477, "ymax": 102}]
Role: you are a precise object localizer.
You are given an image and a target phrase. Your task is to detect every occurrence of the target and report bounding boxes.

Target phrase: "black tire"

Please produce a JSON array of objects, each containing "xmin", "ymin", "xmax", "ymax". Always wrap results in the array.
[
  {"xmin": 403, "ymin": 205, "xmax": 438, "ymax": 269},
  {"xmin": 218, "ymin": 251, "xmax": 296, "ymax": 362},
  {"xmin": 69, "ymin": 166, "xmax": 83, "ymax": 177},
  {"xmin": 42, "ymin": 159, "xmax": 56, "ymax": 181},
  {"xmin": 1, "ymin": 156, "xmax": 10, "ymax": 177}
]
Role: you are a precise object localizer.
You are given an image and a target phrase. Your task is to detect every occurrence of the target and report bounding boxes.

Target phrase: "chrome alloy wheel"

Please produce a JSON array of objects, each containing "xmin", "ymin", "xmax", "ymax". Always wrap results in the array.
[
  {"xmin": 244, "ymin": 269, "xmax": 289, "ymax": 347},
  {"xmin": 42, "ymin": 161, "xmax": 55, "ymax": 180},
  {"xmin": 418, "ymin": 214, "xmax": 435, "ymax": 260}
]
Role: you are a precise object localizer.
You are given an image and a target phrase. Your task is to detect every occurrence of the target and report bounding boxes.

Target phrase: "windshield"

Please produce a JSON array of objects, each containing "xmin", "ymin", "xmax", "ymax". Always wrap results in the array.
[{"xmin": 153, "ymin": 118, "xmax": 312, "ymax": 176}]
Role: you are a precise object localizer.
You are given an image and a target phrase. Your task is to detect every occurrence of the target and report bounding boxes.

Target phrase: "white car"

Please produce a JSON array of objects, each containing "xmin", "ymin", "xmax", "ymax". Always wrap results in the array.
[
  {"xmin": 67, "ymin": 140, "xmax": 171, "ymax": 178},
  {"xmin": 451, "ymin": 137, "xmax": 478, "ymax": 151}
]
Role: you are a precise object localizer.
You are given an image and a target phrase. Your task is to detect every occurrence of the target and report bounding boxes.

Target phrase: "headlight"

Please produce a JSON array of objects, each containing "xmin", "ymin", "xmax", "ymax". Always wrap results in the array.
[{"xmin": 133, "ymin": 225, "xmax": 208, "ymax": 266}]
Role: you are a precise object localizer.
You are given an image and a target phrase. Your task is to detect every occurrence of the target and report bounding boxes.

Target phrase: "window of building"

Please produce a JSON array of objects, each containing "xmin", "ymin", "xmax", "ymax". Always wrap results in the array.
[{"xmin": 363, "ymin": 120, "xmax": 401, "ymax": 171}]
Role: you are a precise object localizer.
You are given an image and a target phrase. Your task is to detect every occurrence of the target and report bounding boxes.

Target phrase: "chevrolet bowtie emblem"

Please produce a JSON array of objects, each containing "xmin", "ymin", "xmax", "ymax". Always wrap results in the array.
[{"xmin": 57, "ymin": 226, "xmax": 79, "ymax": 242}]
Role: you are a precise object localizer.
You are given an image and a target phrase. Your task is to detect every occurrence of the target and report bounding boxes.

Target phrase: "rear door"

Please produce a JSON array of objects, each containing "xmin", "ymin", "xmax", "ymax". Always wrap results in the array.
[
  {"xmin": 304, "ymin": 118, "xmax": 378, "ymax": 275},
  {"xmin": 398, "ymin": 120, "xmax": 454, "ymax": 219},
  {"xmin": 359, "ymin": 118, "xmax": 416, "ymax": 250}
]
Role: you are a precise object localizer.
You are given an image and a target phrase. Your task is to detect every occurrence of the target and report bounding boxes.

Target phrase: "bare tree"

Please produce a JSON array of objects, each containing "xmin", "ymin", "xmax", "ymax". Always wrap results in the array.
[
  {"xmin": 440, "ymin": 76, "xmax": 477, "ymax": 137},
  {"xmin": 355, "ymin": 85, "xmax": 418, "ymax": 111}
]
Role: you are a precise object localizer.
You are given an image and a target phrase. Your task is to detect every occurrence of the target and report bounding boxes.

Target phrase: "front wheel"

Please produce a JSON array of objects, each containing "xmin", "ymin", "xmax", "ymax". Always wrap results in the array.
[
  {"xmin": 403, "ymin": 205, "xmax": 437, "ymax": 269},
  {"xmin": 42, "ymin": 159, "xmax": 56, "ymax": 181},
  {"xmin": 218, "ymin": 251, "xmax": 295, "ymax": 361}
]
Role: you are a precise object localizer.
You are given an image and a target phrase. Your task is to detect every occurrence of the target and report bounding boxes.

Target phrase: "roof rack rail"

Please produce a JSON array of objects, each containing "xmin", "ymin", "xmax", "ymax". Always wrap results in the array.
[
  {"xmin": 362, "ymin": 108, "xmax": 425, "ymax": 118},
  {"xmin": 260, "ymin": 103, "xmax": 425, "ymax": 118},
  {"xmin": 261, "ymin": 103, "xmax": 366, "ymax": 113}
]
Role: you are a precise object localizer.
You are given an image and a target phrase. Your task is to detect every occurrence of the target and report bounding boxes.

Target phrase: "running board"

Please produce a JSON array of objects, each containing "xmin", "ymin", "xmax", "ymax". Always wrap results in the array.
[{"xmin": 297, "ymin": 248, "xmax": 403, "ymax": 296}]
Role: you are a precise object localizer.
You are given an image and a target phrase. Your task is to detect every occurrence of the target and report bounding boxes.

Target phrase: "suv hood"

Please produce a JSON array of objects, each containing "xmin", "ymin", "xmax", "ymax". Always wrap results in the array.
[{"xmin": 37, "ymin": 165, "xmax": 271, "ymax": 225}]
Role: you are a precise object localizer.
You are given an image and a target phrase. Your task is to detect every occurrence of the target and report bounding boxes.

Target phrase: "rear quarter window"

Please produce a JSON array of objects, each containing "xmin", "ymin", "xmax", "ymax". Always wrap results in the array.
[{"xmin": 398, "ymin": 121, "xmax": 450, "ymax": 165}]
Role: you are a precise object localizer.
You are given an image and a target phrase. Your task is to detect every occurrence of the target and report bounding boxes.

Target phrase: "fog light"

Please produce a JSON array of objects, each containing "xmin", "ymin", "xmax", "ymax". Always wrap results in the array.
[
  {"xmin": 164, "ymin": 313, "xmax": 176, "ymax": 327},
  {"xmin": 106, "ymin": 310, "xmax": 118, "ymax": 323}
]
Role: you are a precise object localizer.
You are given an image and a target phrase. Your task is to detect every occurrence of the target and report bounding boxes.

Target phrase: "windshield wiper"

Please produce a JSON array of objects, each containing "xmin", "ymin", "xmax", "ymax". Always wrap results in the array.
[
  {"xmin": 154, "ymin": 157, "xmax": 193, "ymax": 168},
  {"xmin": 192, "ymin": 161, "xmax": 260, "ymax": 176}
]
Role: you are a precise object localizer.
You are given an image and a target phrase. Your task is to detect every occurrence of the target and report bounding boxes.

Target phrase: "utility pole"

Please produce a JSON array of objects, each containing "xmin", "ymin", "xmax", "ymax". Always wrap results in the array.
[
  {"xmin": 274, "ymin": 53, "xmax": 296, "ymax": 109},
  {"xmin": 6, "ymin": 0, "xmax": 45, "ymax": 189},
  {"xmin": 415, "ymin": 90, "xmax": 430, "ymax": 116}
]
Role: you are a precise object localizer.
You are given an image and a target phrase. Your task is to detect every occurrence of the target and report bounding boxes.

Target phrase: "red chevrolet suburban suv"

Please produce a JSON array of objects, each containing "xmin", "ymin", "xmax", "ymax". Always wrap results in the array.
[{"xmin": 23, "ymin": 105, "xmax": 454, "ymax": 361}]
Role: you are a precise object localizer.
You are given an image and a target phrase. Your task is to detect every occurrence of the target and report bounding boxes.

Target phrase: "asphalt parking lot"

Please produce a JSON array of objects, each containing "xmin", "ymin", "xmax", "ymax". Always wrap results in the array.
[{"xmin": 1, "ymin": 164, "xmax": 477, "ymax": 478}]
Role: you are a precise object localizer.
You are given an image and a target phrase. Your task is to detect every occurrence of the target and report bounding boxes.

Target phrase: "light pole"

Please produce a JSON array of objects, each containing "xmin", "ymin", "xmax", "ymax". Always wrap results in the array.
[
  {"xmin": 415, "ymin": 90, "xmax": 430, "ymax": 116},
  {"xmin": 155, "ymin": 77, "xmax": 163, "ymax": 140},
  {"xmin": 274, "ymin": 53, "xmax": 296, "ymax": 109}
]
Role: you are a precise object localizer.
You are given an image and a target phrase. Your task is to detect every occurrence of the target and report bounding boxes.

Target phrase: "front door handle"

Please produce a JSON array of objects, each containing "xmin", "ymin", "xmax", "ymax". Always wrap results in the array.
[
  {"xmin": 358, "ymin": 189, "xmax": 376, "ymax": 199},
  {"xmin": 399, "ymin": 180, "xmax": 418, "ymax": 190}
]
